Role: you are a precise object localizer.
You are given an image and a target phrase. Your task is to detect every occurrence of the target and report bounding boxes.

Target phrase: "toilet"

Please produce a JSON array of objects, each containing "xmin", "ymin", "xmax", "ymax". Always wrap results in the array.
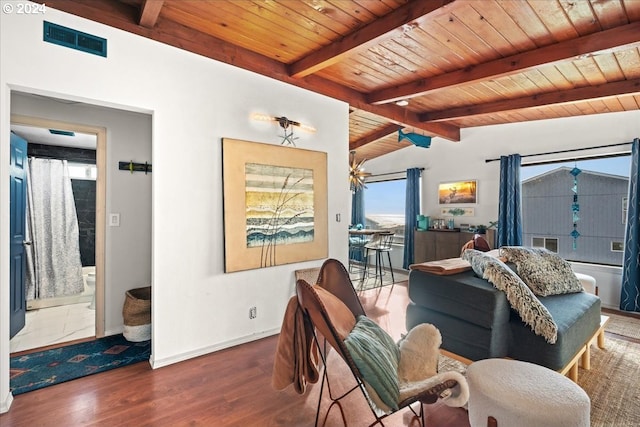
[{"xmin": 85, "ymin": 272, "xmax": 96, "ymax": 310}]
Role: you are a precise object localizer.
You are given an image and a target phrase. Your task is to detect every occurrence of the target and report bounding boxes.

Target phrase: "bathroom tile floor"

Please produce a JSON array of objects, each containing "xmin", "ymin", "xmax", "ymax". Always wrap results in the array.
[{"xmin": 10, "ymin": 303, "xmax": 95, "ymax": 354}]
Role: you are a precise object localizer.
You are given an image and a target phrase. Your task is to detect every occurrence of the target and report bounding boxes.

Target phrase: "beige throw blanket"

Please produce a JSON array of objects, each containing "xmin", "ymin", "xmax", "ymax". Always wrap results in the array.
[
  {"xmin": 410, "ymin": 258, "xmax": 471, "ymax": 275},
  {"xmin": 272, "ymin": 296, "xmax": 319, "ymax": 394}
]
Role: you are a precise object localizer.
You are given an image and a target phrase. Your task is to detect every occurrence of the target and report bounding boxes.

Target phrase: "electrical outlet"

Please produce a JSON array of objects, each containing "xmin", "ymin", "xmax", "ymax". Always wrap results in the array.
[{"xmin": 249, "ymin": 306, "xmax": 257, "ymax": 319}]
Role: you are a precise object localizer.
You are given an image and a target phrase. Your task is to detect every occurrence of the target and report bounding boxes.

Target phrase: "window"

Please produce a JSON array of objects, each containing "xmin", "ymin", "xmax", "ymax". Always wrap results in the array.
[
  {"xmin": 532, "ymin": 237, "xmax": 558, "ymax": 253},
  {"xmin": 363, "ymin": 179, "xmax": 406, "ymax": 245},
  {"xmin": 68, "ymin": 163, "xmax": 97, "ymax": 180},
  {"xmin": 521, "ymin": 155, "xmax": 630, "ymax": 266},
  {"xmin": 611, "ymin": 241, "xmax": 624, "ymax": 252}
]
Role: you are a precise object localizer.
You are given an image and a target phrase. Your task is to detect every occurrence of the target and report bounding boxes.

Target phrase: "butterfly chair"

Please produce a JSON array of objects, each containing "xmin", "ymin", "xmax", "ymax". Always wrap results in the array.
[{"xmin": 298, "ymin": 258, "xmax": 468, "ymax": 427}]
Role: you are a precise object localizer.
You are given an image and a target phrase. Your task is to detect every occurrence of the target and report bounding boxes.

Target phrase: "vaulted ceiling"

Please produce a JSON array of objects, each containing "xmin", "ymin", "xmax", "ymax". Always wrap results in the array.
[{"xmin": 40, "ymin": 0, "xmax": 640, "ymax": 160}]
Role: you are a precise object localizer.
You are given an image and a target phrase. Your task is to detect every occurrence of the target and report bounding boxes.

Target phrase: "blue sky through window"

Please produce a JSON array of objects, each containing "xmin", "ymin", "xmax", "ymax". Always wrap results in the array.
[
  {"xmin": 521, "ymin": 156, "xmax": 631, "ymax": 181},
  {"xmin": 364, "ymin": 179, "xmax": 406, "ymax": 215}
]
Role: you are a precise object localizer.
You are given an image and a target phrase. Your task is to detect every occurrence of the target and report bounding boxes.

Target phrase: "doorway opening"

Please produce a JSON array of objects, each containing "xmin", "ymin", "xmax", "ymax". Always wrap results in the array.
[{"xmin": 9, "ymin": 116, "xmax": 106, "ymax": 353}]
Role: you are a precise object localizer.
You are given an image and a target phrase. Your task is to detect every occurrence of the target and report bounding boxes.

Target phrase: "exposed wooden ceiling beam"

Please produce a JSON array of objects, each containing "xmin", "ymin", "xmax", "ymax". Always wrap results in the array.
[
  {"xmin": 139, "ymin": 0, "xmax": 164, "ymax": 28},
  {"xmin": 368, "ymin": 21, "xmax": 640, "ymax": 105},
  {"xmin": 420, "ymin": 78, "xmax": 640, "ymax": 122},
  {"xmin": 39, "ymin": 0, "xmax": 460, "ymax": 141},
  {"xmin": 349, "ymin": 124, "xmax": 403, "ymax": 151},
  {"xmin": 288, "ymin": 0, "xmax": 456, "ymax": 78}
]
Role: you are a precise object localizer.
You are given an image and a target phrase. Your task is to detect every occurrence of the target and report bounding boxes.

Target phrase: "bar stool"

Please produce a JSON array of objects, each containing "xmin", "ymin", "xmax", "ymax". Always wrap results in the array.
[{"xmin": 362, "ymin": 232, "xmax": 395, "ymax": 288}]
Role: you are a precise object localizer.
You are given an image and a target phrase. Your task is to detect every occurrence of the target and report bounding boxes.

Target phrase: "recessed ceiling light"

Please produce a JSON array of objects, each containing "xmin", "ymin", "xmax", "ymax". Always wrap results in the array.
[{"xmin": 395, "ymin": 100, "xmax": 409, "ymax": 107}]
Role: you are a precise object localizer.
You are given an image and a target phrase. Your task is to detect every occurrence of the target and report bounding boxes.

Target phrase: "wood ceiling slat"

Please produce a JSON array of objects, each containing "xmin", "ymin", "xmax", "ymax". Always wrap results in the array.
[
  {"xmin": 449, "ymin": 2, "xmax": 519, "ymax": 57},
  {"xmin": 191, "ymin": 1, "xmax": 326, "ymax": 56},
  {"xmin": 520, "ymin": 69, "xmax": 557, "ymax": 91},
  {"xmin": 618, "ymin": 94, "xmax": 640, "ymax": 110},
  {"xmin": 494, "ymin": 0, "xmax": 555, "ymax": 48},
  {"xmin": 295, "ymin": 0, "xmax": 360, "ymax": 34},
  {"xmin": 378, "ymin": 38, "xmax": 444, "ymax": 78},
  {"xmin": 429, "ymin": 14, "xmax": 492, "ymax": 65},
  {"xmin": 615, "ymin": 48, "xmax": 640, "ymax": 79},
  {"xmin": 623, "ymin": 0, "xmax": 640, "ymax": 21},
  {"xmin": 326, "ymin": 0, "xmax": 380, "ymax": 22},
  {"xmin": 572, "ymin": 58, "xmax": 609, "ymax": 86},
  {"xmin": 404, "ymin": 26, "xmax": 469, "ymax": 71},
  {"xmin": 593, "ymin": 53, "xmax": 627, "ymax": 82},
  {"xmin": 601, "ymin": 97, "xmax": 625, "ymax": 113},
  {"xmin": 590, "ymin": 0, "xmax": 630, "ymax": 30},
  {"xmin": 350, "ymin": 123, "xmax": 402, "ymax": 150},
  {"xmin": 462, "ymin": 0, "xmax": 537, "ymax": 51},
  {"xmin": 536, "ymin": 64, "xmax": 576, "ymax": 90},
  {"xmin": 367, "ymin": 21, "xmax": 640, "ymax": 104},
  {"xmin": 421, "ymin": 78, "xmax": 640, "ymax": 122},
  {"xmin": 159, "ymin": 2, "xmax": 305, "ymax": 62},
  {"xmin": 289, "ymin": 0, "xmax": 457, "ymax": 78},
  {"xmin": 246, "ymin": 1, "xmax": 343, "ymax": 44},
  {"xmin": 526, "ymin": 0, "xmax": 580, "ymax": 42},
  {"xmin": 553, "ymin": 62, "xmax": 589, "ymax": 87},
  {"xmin": 560, "ymin": 0, "xmax": 601, "ymax": 36}
]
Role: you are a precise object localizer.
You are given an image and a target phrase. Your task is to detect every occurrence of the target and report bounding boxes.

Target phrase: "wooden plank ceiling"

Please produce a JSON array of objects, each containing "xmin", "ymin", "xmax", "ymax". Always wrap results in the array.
[{"xmin": 40, "ymin": 0, "xmax": 640, "ymax": 161}]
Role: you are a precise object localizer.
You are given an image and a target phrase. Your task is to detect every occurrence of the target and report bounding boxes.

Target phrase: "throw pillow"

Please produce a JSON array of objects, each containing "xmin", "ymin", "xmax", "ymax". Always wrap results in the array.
[
  {"xmin": 314, "ymin": 286, "xmax": 356, "ymax": 340},
  {"xmin": 343, "ymin": 316, "xmax": 400, "ymax": 412},
  {"xmin": 501, "ymin": 247, "xmax": 583, "ymax": 297},
  {"xmin": 482, "ymin": 260, "xmax": 558, "ymax": 344},
  {"xmin": 462, "ymin": 248, "xmax": 496, "ymax": 277}
]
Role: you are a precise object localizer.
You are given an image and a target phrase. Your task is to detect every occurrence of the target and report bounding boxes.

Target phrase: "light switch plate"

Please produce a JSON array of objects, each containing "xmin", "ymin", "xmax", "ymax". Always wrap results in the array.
[{"xmin": 109, "ymin": 213, "xmax": 120, "ymax": 227}]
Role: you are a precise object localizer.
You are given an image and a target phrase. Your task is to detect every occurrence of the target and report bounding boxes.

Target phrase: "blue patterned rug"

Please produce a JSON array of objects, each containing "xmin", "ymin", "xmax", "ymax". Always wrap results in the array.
[{"xmin": 10, "ymin": 334, "xmax": 150, "ymax": 395}]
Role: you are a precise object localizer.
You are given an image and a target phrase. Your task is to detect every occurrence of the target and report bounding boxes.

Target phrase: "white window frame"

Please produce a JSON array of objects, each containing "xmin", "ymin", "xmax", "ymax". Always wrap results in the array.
[
  {"xmin": 531, "ymin": 236, "xmax": 558, "ymax": 253},
  {"xmin": 611, "ymin": 241, "xmax": 624, "ymax": 252}
]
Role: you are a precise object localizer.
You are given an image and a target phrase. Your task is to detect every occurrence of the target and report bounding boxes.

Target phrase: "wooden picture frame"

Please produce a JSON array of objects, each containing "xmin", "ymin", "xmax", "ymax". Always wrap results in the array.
[
  {"xmin": 222, "ymin": 138, "xmax": 328, "ymax": 272},
  {"xmin": 438, "ymin": 180, "xmax": 477, "ymax": 204}
]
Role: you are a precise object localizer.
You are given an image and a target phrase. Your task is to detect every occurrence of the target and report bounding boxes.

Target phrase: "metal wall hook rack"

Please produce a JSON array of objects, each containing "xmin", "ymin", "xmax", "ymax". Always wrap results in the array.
[{"xmin": 118, "ymin": 161, "xmax": 152, "ymax": 174}]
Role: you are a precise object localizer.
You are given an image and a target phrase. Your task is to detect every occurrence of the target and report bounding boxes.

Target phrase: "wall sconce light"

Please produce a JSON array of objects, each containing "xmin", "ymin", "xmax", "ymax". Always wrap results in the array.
[{"xmin": 252, "ymin": 113, "xmax": 316, "ymax": 146}]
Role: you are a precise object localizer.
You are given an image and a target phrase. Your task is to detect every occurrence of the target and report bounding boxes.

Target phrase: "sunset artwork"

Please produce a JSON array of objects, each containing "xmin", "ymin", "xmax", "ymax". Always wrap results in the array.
[
  {"xmin": 438, "ymin": 180, "xmax": 477, "ymax": 204},
  {"xmin": 245, "ymin": 163, "xmax": 315, "ymax": 267}
]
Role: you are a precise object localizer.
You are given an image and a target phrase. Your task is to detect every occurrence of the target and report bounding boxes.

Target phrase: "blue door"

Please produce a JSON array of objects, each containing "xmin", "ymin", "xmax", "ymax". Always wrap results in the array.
[{"xmin": 10, "ymin": 132, "xmax": 28, "ymax": 339}]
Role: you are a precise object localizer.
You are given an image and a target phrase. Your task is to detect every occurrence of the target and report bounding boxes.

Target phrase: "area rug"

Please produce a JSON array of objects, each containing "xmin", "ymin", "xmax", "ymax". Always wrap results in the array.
[
  {"xmin": 604, "ymin": 311, "xmax": 640, "ymax": 340},
  {"xmin": 10, "ymin": 334, "xmax": 150, "ymax": 395},
  {"xmin": 579, "ymin": 336, "xmax": 640, "ymax": 426}
]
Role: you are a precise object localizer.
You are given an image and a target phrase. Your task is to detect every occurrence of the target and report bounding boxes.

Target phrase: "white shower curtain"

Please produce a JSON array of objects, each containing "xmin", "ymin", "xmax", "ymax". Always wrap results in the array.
[{"xmin": 25, "ymin": 158, "xmax": 84, "ymax": 300}]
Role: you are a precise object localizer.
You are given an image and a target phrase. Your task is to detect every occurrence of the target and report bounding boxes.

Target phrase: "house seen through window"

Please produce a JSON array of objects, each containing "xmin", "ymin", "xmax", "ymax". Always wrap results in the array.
[{"xmin": 521, "ymin": 155, "xmax": 631, "ymax": 266}]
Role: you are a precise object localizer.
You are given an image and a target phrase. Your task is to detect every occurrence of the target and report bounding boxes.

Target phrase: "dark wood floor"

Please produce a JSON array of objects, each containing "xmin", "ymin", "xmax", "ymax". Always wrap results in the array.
[{"xmin": 1, "ymin": 282, "xmax": 470, "ymax": 427}]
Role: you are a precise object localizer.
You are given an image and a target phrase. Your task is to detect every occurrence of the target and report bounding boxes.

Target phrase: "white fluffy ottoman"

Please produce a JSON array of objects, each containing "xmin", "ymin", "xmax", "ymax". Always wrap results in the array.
[{"xmin": 467, "ymin": 359, "xmax": 590, "ymax": 427}]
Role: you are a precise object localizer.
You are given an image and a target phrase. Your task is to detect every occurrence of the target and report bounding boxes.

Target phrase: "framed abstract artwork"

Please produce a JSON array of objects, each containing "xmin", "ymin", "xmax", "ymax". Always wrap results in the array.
[
  {"xmin": 221, "ymin": 138, "xmax": 328, "ymax": 272},
  {"xmin": 438, "ymin": 180, "xmax": 477, "ymax": 204}
]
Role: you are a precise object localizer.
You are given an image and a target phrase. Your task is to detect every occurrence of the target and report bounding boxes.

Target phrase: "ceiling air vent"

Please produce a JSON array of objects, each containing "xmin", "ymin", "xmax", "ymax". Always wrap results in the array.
[{"xmin": 43, "ymin": 21, "xmax": 107, "ymax": 57}]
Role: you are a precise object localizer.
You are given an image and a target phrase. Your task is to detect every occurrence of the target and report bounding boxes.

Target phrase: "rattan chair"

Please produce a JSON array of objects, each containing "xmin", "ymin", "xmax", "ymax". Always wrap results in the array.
[{"xmin": 297, "ymin": 258, "xmax": 468, "ymax": 427}]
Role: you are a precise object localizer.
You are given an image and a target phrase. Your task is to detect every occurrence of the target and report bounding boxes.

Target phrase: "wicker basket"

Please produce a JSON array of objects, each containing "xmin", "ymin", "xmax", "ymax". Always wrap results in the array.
[{"xmin": 122, "ymin": 286, "xmax": 151, "ymax": 342}]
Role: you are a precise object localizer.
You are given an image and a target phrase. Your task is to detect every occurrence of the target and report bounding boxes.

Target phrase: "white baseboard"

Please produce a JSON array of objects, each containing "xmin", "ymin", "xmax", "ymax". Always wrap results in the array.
[
  {"xmin": 1, "ymin": 390, "xmax": 13, "ymax": 414},
  {"xmin": 149, "ymin": 327, "xmax": 280, "ymax": 369}
]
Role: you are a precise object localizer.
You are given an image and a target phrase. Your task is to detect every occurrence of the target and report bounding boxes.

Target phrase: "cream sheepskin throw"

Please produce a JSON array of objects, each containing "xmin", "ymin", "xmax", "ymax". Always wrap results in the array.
[{"xmin": 397, "ymin": 324, "xmax": 469, "ymax": 407}]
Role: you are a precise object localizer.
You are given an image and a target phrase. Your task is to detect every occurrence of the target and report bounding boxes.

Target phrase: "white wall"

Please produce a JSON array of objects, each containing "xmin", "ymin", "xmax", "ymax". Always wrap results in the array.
[
  {"xmin": 11, "ymin": 93, "xmax": 153, "ymax": 336},
  {"xmin": 0, "ymin": 4, "xmax": 349, "ymax": 412},
  {"xmin": 366, "ymin": 110, "xmax": 640, "ymax": 309}
]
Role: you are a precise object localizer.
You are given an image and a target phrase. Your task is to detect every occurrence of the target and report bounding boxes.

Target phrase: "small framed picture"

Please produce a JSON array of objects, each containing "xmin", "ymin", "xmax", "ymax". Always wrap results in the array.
[{"xmin": 438, "ymin": 180, "xmax": 477, "ymax": 204}]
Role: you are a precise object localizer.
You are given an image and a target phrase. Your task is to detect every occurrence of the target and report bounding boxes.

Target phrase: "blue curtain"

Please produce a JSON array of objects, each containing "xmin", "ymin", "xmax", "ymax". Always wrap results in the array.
[
  {"xmin": 350, "ymin": 188, "xmax": 366, "ymax": 262},
  {"xmin": 620, "ymin": 138, "xmax": 640, "ymax": 312},
  {"xmin": 403, "ymin": 168, "xmax": 421, "ymax": 269},
  {"xmin": 497, "ymin": 154, "xmax": 523, "ymax": 247},
  {"xmin": 351, "ymin": 188, "xmax": 365, "ymax": 227}
]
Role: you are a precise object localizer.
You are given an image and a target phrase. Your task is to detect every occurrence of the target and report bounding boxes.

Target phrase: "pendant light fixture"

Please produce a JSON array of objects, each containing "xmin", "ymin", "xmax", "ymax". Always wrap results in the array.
[{"xmin": 349, "ymin": 150, "xmax": 371, "ymax": 192}]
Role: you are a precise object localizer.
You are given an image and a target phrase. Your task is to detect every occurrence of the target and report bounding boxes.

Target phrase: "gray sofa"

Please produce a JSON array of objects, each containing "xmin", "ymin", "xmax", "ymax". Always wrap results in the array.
[{"xmin": 406, "ymin": 268, "xmax": 601, "ymax": 372}]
